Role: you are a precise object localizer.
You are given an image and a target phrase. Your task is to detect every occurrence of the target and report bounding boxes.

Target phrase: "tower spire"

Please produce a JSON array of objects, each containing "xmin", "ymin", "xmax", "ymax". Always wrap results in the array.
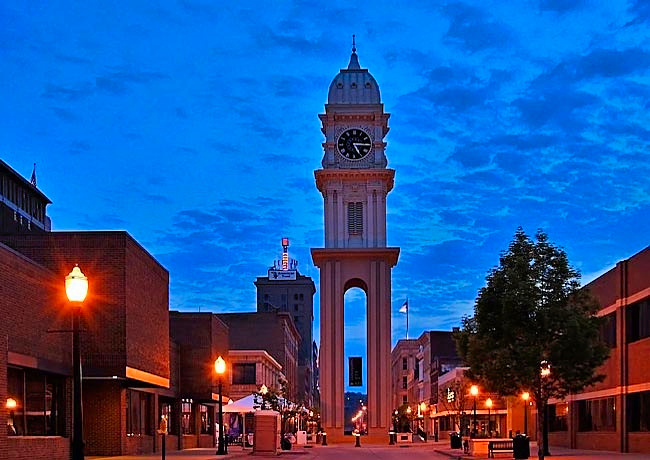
[{"xmin": 347, "ymin": 34, "xmax": 361, "ymax": 70}]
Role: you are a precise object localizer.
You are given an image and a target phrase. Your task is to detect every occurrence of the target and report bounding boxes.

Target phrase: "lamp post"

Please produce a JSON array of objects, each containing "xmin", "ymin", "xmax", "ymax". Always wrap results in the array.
[
  {"xmin": 6, "ymin": 398, "xmax": 17, "ymax": 435},
  {"xmin": 406, "ymin": 406, "xmax": 412, "ymax": 434},
  {"xmin": 215, "ymin": 356, "xmax": 227, "ymax": 455},
  {"xmin": 66, "ymin": 265, "xmax": 88, "ymax": 460},
  {"xmin": 470, "ymin": 385, "xmax": 478, "ymax": 437},
  {"xmin": 522, "ymin": 392, "xmax": 530, "ymax": 435},
  {"xmin": 541, "ymin": 361, "xmax": 551, "ymax": 456},
  {"xmin": 485, "ymin": 398, "xmax": 492, "ymax": 436}
]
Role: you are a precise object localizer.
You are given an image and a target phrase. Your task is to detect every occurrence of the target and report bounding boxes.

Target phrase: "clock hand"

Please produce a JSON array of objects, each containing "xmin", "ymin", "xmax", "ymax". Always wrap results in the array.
[{"xmin": 353, "ymin": 143, "xmax": 371, "ymax": 154}]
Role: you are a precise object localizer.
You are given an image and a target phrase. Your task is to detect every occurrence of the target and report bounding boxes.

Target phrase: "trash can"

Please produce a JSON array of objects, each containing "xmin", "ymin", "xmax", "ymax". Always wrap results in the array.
[
  {"xmin": 450, "ymin": 432, "xmax": 462, "ymax": 449},
  {"xmin": 513, "ymin": 433, "xmax": 530, "ymax": 459}
]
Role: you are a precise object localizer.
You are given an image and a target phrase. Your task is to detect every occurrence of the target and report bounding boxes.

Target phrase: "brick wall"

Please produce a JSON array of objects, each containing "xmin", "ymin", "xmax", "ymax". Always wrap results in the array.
[
  {"xmin": 125, "ymin": 237, "xmax": 169, "ymax": 379},
  {"xmin": 169, "ymin": 313, "xmax": 229, "ymax": 397},
  {"xmin": 0, "ymin": 243, "xmax": 72, "ymax": 460},
  {"xmin": 84, "ymin": 380, "xmax": 123, "ymax": 456}
]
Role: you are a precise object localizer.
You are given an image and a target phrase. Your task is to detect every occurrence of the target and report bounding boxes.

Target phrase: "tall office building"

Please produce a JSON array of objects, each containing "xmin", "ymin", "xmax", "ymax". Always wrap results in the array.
[{"xmin": 254, "ymin": 238, "xmax": 316, "ymax": 405}]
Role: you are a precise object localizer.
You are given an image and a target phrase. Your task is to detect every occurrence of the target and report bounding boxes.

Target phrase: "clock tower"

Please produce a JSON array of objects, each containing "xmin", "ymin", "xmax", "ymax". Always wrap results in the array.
[{"xmin": 312, "ymin": 41, "xmax": 399, "ymax": 443}]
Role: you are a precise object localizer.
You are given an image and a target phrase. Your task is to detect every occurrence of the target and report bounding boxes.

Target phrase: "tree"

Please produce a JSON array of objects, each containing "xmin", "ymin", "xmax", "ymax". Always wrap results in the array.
[
  {"xmin": 437, "ymin": 375, "xmax": 471, "ymax": 436},
  {"xmin": 455, "ymin": 228, "xmax": 609, "ymax": 460},
  {"xmin": 253, "ymin": 378, "xmax": 305, "ymax": 449}
]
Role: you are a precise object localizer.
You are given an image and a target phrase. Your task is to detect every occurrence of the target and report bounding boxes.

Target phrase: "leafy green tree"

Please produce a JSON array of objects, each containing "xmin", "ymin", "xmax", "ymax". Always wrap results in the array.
[
  {"xmin": 455, "ymin": 228, "xmax": 609, "ymax": 460},
  {"xmin": 253, "ymin": 378, "xmax": 305, "ymax": 443}
]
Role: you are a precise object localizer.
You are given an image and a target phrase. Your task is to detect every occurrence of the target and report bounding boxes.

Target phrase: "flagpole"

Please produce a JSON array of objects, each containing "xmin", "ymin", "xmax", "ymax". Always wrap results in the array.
[{"xmin": 406, "ymin": 297, "xmax": 409, "ymax": 340}]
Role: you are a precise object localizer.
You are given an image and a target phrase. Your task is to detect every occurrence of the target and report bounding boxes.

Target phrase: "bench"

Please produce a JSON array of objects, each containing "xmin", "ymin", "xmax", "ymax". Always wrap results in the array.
[{"xmin": 488, "ymin": 440, "xmax": 513, "ymax": 458}]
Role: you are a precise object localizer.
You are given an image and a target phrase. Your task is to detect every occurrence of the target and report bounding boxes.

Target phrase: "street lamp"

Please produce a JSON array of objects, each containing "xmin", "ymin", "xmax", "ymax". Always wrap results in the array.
[
  {"xmin": 470, "ymin": 385, "xmax": 478, "ymax": 437},
  {"xmin": 215, "ymin": 356, "xmax": 227, "ymax": 455},
  {"xmin": 485, "ymin": 398, "xmax": 492, "ymax": 436},
  {"xmin": 66, "ymin": 265, "xmax": 88, "ymax": 460},
  {"xmin": 541, "ymin": 361, "xmax": 551, "ymax": 455},
  {"xmin": 521, "ymin": 392, "xmax": 530, "ymax": 435}
]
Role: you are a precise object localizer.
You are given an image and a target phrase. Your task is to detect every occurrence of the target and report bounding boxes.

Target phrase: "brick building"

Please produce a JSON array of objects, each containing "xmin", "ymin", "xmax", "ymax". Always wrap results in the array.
[
  {"xmin": 547, "ymin": 246, "xmax": 650, "ymax": 454},
  {"xmin": 1, "ymin": 231, "xmax": 171, "ymax": 457},
  {"xmin": 169, "ymin": 312, "xmax": 230, "ymax": 450},
  {"xmin": 218, "ymin": 312, "xmax": 300, "ymax": 403}
]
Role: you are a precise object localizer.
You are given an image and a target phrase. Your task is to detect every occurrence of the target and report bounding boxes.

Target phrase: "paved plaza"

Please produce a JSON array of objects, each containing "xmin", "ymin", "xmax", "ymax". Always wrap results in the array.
[{"xmin": 88, "ymin": 440, "xmax": 650, "ymax": 460}]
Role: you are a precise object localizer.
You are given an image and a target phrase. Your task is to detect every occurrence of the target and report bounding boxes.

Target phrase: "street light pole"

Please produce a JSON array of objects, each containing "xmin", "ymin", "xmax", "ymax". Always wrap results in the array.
[
  {"xmin": 522, "ymin": 392, "xmax": 530, "ymax": 435},
  {"xmin": 541, "ymin": 361, "xmax": 551, "ymax": 456},
  {"xmin": 215, "ymin": 356, "xmax": 227, "ymax": 455},
  {"xmin": 66, "ymin": 265, "xmax": 88, "ymax": 460},
  {"xmin": 470, "ymin": 385, "xmax": 478, "ymax": 437}
]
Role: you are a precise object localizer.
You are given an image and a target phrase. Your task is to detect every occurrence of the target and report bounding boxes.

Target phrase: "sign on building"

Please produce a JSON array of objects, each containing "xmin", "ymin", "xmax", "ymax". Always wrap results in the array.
[
  {"xmin": 349, "ymin": 357, "xmax": 362, "ymax": 387},
  {"xmin": 268, "ymin": 269, "xmax": 297, "ymax": 281}
]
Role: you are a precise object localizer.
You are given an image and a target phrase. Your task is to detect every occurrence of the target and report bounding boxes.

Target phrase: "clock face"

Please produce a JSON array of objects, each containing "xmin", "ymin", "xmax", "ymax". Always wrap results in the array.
[{"xmin": 337, "ymin": 128, "xmax": 372, "ymax": 160}]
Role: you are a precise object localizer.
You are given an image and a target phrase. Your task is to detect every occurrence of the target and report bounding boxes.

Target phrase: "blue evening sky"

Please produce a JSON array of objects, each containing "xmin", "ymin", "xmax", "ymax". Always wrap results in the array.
[{"xmin": 2, "ymin": 1, "xmax": 649, "ymax": 390}]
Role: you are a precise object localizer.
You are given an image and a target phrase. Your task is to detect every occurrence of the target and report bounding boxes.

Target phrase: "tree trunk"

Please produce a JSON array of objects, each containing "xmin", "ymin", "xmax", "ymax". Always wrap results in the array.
[{"xmin": 537, "ymin": 404, "xmax": 545, "ymax": 460}]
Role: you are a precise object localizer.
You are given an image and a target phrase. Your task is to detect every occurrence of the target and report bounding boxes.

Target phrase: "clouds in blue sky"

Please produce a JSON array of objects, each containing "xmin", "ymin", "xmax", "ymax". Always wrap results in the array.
[{"xmin": 2, "ymin": 1, "xmax": 649, "ymax": 366}]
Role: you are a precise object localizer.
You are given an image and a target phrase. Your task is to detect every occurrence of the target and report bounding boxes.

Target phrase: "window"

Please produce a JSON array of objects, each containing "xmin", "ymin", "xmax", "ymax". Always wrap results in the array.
[
  {"xmin": 294, "ymin": 304, "xmax": 299, "ymax": 311},
  {"xmin": 548, "ymin": 403, "xmax": 568, "ymax": 431},
  {"xmin": 7, "ymin": 366, "xmax": 64, "ymax": 436},
  {"xmin": 182, "ymin": 400, "xmax": 193, "ymax": 434},
  {"xmin": 127, "ymin": 390, "xmax": 152, "ymax": 435},
  {"xmin": 294, "ymin": 294, "xmax": 298, "ymax": 300},
  {"xmin": 627, "ymin": 298, "xmax": 650, "ymax": 343},
  {"xmin": 627, "ymin": 391, "xmax": 650, "ymax": 431},
  {"xmin": 600, "ymin": 313, "xmax": 616, "ymax": 347},
  {"xmin": 402, "ymin": 395, "xmax": 408, "ymax": 404},
  {"xmin": 402, "ymin": 376, "xmax": 407, "ymax": 389},
  {"xmin": 159, "ymin": 399, "xmax": 176, "ymax": 435},
  {"xmin": 299, "ymin": 294, "xmax": 304, "ymax": 300},
  {"xmin": 233, "ymin": 363, "xmax": 256, "ymax": 385},
  {"xmin": 402, "ymin": 358, "xmax": 407, "ymax": 370},
  {"xmin": 414, "ymin": 359, "xmax": 420, "ymax": 380},
  {"xmin": 200, "ymin": 405, "xmax": 213, "ymax": 434},
  {"xmin": 578, "ymin": 397, "xmax": 616, "ymax": 431},
  {"xmin": 347, "ymin": 202, "xmax": 363, "ymax": 235}
]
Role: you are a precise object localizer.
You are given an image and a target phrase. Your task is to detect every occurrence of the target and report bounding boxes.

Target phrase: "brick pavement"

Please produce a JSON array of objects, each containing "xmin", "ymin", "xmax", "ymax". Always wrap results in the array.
[{"xmin": 87, "ymin": 441, "xmax": 650, "ymax": 460}]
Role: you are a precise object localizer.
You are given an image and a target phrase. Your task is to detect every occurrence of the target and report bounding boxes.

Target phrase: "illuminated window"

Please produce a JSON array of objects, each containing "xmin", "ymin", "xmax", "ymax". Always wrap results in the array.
[
  {"xmin": 7, "ymin": 367, "xmax": 64, "ymax": 436},
  {"xmin": 347, "ymin": 202, "xmax": 363, "ymax": 235},
  {"xmin": 200, "ymin": 404, "xmax": 213, "ymax": 434},
  {"xmin": 182, "ymin": 400, "xmax": 193, "ymax": 434}
]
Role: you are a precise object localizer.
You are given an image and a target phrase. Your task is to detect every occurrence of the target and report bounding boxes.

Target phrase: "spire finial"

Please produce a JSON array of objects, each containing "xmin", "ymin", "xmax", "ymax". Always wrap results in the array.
[{"xmin": 352, "ymin": 34, "xmax": 356, "ymax": 53}]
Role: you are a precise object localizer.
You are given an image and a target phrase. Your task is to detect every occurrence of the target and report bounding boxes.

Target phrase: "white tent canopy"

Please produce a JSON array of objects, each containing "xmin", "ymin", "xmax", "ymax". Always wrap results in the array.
[{"xmin": 223, "ymin": 394, "xmax": 257, "ymax": 413}]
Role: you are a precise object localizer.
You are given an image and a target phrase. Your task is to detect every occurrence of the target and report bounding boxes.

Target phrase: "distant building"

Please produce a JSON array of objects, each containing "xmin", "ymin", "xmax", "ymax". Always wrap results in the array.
[
  {"xmin": 0, "ymin": 160, "xmax": 51, "ymax": 234},
  {"xmin": 227, "ymin": 350, "xmax": 284, "ymax": 401},
  {"xmin": 254, "ymin": 238, "xmax": 316, "ymax": 406},
  {"xmin": 391, "ymin": 338, "xmax": 419, "ymax": 410}
]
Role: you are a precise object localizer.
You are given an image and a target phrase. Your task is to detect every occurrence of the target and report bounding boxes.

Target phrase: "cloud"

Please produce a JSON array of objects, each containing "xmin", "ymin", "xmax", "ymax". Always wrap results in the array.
[{"xmin": 440, "ymin": 2, "xmax": 513, "ymax": 53}]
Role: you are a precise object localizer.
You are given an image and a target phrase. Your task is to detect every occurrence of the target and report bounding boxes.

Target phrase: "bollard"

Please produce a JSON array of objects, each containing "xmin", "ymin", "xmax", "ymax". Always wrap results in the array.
[
  {"xmin": 322, "ymin": 432, "xmax": 327, "ymax": 446},
  {"xmin": 389, "ymin": 431, "xmax": 395, "ymax": 445},
  {"xmin": 355, "ymin": 433, "xmax": 361, "ymax": 447}
]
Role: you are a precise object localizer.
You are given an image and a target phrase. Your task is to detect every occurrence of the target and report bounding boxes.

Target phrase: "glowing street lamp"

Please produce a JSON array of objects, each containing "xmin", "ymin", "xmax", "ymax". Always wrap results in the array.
[
  {"xmin": 470, "ymin": 385, "xmax": 479, "ymax": 437},
  {"xmin": 541, "ymin": 361, "xmax": 552, "ymax": 455},
  {"xmin": 486, "ymin": 398, "xmax": 493, "ymax": 435},
  {"xmin": 522, "ymin": 392, "xmax": 530, "ymax": 435},
  {"xmin": 65, "ymin": 265, "xmax": 88, "ymax": 460},
  {"xmin": 215, "ymin": 356, "xmax": 227, "ymax": 455}
]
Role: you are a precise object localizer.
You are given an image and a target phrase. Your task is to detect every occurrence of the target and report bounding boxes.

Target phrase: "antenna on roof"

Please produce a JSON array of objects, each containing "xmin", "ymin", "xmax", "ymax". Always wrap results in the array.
[{"xmin": 352, "ymin": 34, "xmax": 356, "ymax": 53}]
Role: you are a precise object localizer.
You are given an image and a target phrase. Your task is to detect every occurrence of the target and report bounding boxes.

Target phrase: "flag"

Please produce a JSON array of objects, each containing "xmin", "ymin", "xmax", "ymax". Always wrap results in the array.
[
  {"xmin": 30, "ymin": 163, "xmax": 37, "ymax": 187},
  {"xmin": 399, "ymin": 298, "xmax": 408, "ymax": 313}
]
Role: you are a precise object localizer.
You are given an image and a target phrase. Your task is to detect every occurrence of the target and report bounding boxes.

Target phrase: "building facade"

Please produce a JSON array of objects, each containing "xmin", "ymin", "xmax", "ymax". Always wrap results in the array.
[
  {"xmin": 547, "ymin": 246, "xmax": 650, "ymax": 454},
  {"xmin": 217, "ymin": 312, "xmax": 300, "ymax": 403},
  {"xmin": 227, "ymin": 350, "xmax": 283, "ymax": 401},
  {"xmin": 254, "ymin": 239, "xmax": 316, "ymax": 406},
  {"xmin": 0, "ymin": 160, "xmax": 51, "ymax": 235}
]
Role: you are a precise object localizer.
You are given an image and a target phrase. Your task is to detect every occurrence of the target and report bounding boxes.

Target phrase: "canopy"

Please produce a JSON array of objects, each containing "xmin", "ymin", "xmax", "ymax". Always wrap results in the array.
[{"xmin": 223, "ymin": 394, "xmax": 257, "ymax": 413}]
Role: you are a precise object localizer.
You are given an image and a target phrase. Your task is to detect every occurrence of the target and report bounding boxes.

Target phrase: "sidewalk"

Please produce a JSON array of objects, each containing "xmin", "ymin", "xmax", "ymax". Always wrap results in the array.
[
  {"xmin": 431, "ymin": 439, "xmax": 650, "ymax": 460},
  {"xmin": 88, "ymin": 441, "xmax": 650, "ymax": 460}
]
